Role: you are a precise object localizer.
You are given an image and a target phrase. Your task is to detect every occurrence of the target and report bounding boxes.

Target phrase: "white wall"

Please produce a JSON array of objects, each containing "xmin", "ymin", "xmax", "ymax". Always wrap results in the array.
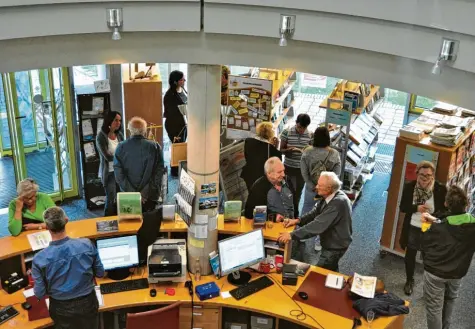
[{"xmin": 0, "ymin": 32, "xmax": 473, "ymax": 109}]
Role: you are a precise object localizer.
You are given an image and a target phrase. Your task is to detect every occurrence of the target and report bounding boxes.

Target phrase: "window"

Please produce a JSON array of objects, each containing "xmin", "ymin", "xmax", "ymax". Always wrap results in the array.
[
  {"xmin": 415, "ymin": 96, "xmax": 437, "ymax": 110},
  {"xmin": 295, "ymin": 73, "xmax": 341, "ymax": 98},
  {"xmin": 72, "ymin": 65, "xmax": 107, "ymax": 95},
  {"xmin": 384, "ymin": 88, "xmax": 409, "ymax": 107}
]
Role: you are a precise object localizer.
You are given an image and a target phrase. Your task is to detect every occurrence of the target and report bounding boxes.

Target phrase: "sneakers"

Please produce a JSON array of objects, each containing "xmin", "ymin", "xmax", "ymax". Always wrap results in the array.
[{"xmin": 404, "ymin": 279, "xmax": 414, "ymax": 296}]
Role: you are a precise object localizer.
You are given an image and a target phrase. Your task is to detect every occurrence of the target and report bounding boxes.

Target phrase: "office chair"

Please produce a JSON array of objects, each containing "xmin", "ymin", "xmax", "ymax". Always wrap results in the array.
[{"xmin": 126, "ymin": 301, "xmax": 182, "ymax": 329}]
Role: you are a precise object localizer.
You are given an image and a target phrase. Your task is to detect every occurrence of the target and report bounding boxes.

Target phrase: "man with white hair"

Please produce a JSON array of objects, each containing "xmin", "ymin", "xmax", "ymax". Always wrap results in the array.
[
  {"xmin": 244, "ymin": 157, "xmax": 299, "ymax": 220},
  {"xmin": 114, "ymin": 116, "xmax": 164, "ymax": 211},
  {"xmin": 32, "ymin": 207, "xmax": 104, "ymax": 329},
  {"xmin": 278, "ymin": 171, "xmax": 353, "ymax": 271}
]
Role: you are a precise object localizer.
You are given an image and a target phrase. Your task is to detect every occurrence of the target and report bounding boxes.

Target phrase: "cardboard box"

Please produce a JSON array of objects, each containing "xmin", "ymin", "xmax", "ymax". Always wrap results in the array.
[{"xmin": 251, "ymin": 315, "xmax": 273, "ymax": 329}]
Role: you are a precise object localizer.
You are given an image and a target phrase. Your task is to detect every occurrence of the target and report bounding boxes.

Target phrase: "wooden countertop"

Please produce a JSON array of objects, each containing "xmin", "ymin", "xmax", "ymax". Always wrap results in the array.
[
  {"xmin": 0, "ymin": 266, "xmax": 404, "ymax": 329},
  {"xmin": 0, "ymin": 216, "xmax": 292, "ymax": 261}
]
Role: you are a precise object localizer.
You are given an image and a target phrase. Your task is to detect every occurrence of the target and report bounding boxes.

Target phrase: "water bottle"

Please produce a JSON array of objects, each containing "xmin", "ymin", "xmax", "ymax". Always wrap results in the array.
[{"xmin": 195, "ymin": 258, "xmax": 201, "ymax": 282}]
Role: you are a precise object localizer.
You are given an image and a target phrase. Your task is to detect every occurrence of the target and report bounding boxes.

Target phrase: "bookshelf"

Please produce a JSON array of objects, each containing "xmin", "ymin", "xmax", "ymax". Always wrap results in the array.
[
  {"xmin": 320, "ymin": 81, "xmax": 381, "ymax": 114},
  {"xmin": 380, "ymin": 124, "xmax": 475, "ymax": 257},
  {"xmin": 77, "ymin": 93, "xmax": 110, "ymax": 210}
]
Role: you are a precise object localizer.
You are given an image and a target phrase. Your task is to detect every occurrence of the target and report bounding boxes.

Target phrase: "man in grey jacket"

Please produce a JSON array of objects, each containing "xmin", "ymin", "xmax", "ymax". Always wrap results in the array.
[
  {"xmin": 114, "ymin": 117, "xmax": 164, "ymax": 212},
  {"xmin": 278, "ymin": 171, "xmax": 352, "ymax": 271}
]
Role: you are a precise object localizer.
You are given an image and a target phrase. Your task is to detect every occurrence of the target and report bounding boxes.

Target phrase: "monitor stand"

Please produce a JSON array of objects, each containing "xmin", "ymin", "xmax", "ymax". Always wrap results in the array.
[
  {"xmin": 227, "ymin": 271, "xmax": 251, "ymax": 286},
  {"xmin": 107, "ymin": 268, "xmax": 131, "ymax": 281}
]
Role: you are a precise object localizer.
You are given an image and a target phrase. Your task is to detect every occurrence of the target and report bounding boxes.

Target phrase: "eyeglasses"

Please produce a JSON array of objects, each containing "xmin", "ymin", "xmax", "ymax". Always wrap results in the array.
[{"xmin": 418, "ymin": 173, "xmax": 433, "ymax": 179}]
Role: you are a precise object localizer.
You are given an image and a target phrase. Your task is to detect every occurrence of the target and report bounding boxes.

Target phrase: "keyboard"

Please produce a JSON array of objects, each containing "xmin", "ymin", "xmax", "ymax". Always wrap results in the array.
[
  {"xmin": 0, "ymin": 306, "xmax": 19, "ymax": 325},
  {"xmin": 100, "ymin": 278, "xmax": 149, "ymax": 294},
  {"xmin": 229, "ymin": 276, "xmax": 274, "ymax": 300}
]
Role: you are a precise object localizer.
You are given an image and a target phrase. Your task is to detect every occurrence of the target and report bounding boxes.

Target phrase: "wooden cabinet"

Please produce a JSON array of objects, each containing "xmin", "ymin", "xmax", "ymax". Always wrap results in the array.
[
  {"xmin": 180, "ymin": 305, "xmax": 221, "ymax": 329},
  {"xmin": 123, "ymin": 80, "xmax": 163, "ymax": 146}
]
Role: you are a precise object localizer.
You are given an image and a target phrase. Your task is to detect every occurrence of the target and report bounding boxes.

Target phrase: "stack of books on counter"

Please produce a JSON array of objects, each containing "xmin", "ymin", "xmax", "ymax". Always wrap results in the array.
[
  {"xmin": 408, "ymin": 116, "xmax": 439, "ymax": 133},
  {"xmin": 431, "ymin": 103, "xmax": 458, "ymax": 116},
  {"xmin": 430, "ymin": 127, "xmax": 464, "ymax": 147},
  {"xmin": 460, "ymin": 108, "xmax": 475, "ymax": 117},
  {"xmin": 439, "ymin": 116, "xmax": 474, "ymax": 129},
  {"xmin": 399, "ymin": 125, "xmax": 424, "ymax": 141}
]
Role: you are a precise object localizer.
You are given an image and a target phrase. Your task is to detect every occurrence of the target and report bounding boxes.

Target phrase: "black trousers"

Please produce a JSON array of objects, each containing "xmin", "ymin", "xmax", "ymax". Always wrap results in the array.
[
  {"xmin": 405, "ymin": 225, "xmax": 423, "ymax": 281},
  {"xmin": 49, "ymin": 291, "xmax": 99, "ymax": 329}
]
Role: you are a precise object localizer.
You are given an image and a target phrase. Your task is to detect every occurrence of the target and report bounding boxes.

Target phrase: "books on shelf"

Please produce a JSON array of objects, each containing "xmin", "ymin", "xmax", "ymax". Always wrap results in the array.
[{"xmin": 399, "ymin": 125, "xmax": 424, "ymax": 141}]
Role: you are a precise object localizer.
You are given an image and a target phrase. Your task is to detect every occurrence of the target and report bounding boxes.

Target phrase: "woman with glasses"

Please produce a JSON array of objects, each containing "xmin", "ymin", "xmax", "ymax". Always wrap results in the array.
[
  {"xmin": 399, "ymin": 161, "xmax": 447, "ymax": 295},
  {"xmin": 8, "ymin": 178, "xmax": 55, "ymax": 236}
]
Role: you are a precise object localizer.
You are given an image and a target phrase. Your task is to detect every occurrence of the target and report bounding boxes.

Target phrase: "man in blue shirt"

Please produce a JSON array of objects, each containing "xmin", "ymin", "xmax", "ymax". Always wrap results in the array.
[
  {"xmin": 32, "ymin": 207, "xmax": 104, "ymax": 329},
  {"xmin": 114, "ymin": 116, "xmax": 164, "ymax": 212}
]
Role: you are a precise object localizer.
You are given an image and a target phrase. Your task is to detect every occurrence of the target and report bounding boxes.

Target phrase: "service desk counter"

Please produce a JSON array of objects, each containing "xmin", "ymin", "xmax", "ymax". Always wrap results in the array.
[{"xmin": 0, "ymin": 216, "xmax": 406, "ymax": 329}]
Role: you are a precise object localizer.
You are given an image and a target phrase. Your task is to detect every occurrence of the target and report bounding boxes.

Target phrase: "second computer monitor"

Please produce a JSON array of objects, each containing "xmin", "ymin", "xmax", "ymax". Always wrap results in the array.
[
  {"xmin": 97, "ymin": 235, "xmax": 139, "ymax": 280},
  {"xmin": 218, "ymin": 229, "xmax": 265, "ymax": 285}
]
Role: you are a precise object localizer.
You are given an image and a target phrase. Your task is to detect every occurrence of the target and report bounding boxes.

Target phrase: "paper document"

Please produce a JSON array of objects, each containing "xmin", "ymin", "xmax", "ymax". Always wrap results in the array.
[
  {"xmin": 27, "ymin": 231, "xmax": 52, "ymax": 251},
  {"xmin": 351, "ymin": 273, "xmax": 377, "ymax": 299},
  {"xmin": 82, "ymin": 119, "xmax": 93, "ymax": 137},
  {"xmin": 84, "ymin": 142, "xmax": 97, "ymax": 160},
  {"xmin": 325, "ymin": 273, "xmax": 345, "ymax": 290},
  {"xmin": 23, "ymin": 288, "xmax": 35, "ymax": 298},
  {"xmin": 95, "ymin": 286, "xmax": 104, "ymax": 306},
  {"xmin": 92, "ymin": 97, "xmax": 104, "ymax": 112}
]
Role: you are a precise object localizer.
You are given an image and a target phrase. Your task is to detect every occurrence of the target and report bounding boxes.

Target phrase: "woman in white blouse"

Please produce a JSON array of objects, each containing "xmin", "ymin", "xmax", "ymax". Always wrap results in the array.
[{"xmin": 96, "ymin": 111, "xmax": 124, "ymax": 216}]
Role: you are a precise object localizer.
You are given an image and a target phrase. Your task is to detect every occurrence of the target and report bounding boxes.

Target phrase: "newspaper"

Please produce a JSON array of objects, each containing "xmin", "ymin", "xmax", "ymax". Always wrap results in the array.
[
  {"xmin": 27, "ymin": 231, "xmax": 52, "ymax": 251},
  {"xmin": 351, "ymin": 273, "xmax": 377, "ymax": 298}
]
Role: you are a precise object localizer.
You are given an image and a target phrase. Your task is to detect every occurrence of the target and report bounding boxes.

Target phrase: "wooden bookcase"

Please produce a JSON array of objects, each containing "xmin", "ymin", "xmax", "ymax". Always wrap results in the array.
[
  {"xmin": 380, "ymin": 126, "xmax": 475, "ymax": 256},
  {"xmin": 320, "ymin": 81, "xmax": 381, "ymax": 114},
  {"xmin": 77, "ymin": 93, "xmax": 110, "ymax": 209}
]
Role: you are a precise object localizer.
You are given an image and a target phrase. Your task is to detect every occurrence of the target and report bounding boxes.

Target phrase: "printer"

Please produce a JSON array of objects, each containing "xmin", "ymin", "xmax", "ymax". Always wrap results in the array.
[{"xmin": 147, "ymin": 239, "xmax": 187, "ymax": 283}]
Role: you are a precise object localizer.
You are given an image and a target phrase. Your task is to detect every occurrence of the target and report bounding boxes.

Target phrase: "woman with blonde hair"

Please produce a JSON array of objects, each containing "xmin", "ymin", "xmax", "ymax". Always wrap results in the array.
[
  {"xmin": 240, "ymin": 122, "xmax": 281, "ymax": 191},
  {"xmin": 8, "ymin": 178, "xmax": 55, "ymax": 236},
  {"xmin": 399, "ymin": 160, "xmax": 447, "ymax": 295}
]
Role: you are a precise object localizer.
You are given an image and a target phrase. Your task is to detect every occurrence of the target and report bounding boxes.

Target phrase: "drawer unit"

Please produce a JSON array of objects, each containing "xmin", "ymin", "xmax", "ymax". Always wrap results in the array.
[{"xmin": 180, "ymin": 305, "xmax": 220, "ymax": 329}]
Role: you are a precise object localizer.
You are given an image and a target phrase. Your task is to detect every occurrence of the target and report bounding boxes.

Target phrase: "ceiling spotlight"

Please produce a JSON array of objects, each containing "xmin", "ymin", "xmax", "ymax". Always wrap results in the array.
[
  {"xmin": 106, "ymin": 8, "xmax": 123, "ymax": 41},
  {"xmin": 279, "ymin": 15, "xmax": 295, "ymax": 47},
  {"xmin": 431, "ymin": 38, "xmax": 459, "ymax": 75}
]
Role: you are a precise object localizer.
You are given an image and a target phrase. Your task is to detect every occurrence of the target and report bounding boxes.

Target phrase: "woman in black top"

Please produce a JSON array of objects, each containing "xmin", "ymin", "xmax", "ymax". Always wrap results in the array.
[
  {"xmin": 164, "ymin": 70, "xmax": 187, "ymax": 143},
  {"xmin": 240, "ymin": 122, "xmax": 281, "ymax": 191},
  {"xmin": 399, "ymin": 160, "xmax": 447, "ymax": 296}
]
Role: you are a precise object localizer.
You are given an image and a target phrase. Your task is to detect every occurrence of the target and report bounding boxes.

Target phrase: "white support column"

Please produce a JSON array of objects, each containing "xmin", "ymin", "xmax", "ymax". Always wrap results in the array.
[{"xmin": 187, "ymin": 64, "xmax": 221, "ymax": 275}]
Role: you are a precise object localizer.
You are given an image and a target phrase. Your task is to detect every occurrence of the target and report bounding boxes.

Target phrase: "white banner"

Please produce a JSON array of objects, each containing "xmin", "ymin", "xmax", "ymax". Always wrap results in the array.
[{"xmin": 300, "ymin": 73, "xmax": 327, "ymax": 88}]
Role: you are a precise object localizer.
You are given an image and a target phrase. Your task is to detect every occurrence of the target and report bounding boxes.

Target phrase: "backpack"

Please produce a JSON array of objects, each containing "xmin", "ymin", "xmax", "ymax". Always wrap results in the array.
[{"xmin": 310, "ymin": 149, "xmax": 333, "ymax": 185}]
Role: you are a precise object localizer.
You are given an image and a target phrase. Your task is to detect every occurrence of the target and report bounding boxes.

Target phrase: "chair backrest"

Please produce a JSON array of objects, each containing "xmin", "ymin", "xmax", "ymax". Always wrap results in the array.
[{"xmin": 126, "ymin": 301, "xmax": 181, "ymax": 329}]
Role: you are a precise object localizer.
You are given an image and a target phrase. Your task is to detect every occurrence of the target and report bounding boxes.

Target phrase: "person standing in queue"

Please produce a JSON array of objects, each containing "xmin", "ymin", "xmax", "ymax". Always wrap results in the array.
[
  {"xmin": 96, "ymin": 111, "xmax": 124, "ymax": 216},
  {"xmin": 164, "ymin": 70, "xmax": 187, "ymax": 176}
]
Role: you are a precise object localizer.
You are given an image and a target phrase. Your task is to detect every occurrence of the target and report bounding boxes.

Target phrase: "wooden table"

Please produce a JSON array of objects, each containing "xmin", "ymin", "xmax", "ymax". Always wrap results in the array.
[{"xmin": 0, "ymin": 266, "xmax": 405, "ymax": 329}]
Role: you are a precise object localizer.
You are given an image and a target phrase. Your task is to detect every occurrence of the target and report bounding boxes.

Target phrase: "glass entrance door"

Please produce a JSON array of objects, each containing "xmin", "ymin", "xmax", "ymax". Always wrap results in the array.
[{"xmin": 0, "ymin": 68, "xmax": 78, "ymax": 208}]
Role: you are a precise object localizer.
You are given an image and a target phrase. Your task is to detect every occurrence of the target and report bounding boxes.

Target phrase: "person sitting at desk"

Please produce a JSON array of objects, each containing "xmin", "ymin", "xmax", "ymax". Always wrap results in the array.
[
  {"xmin": 277, "ymin": 172, "xmax": 352, "ymax": 271},
  {"xmin": 244, "ymin": 157, "xmax": 298, "ymax": 220},
  {"xmin": 8, "ymin": 178, "xmax": 55, "ymax": 236},
  {"xmin": 32, "ymin": 207, "xmax": 105, "ymax": 329}
]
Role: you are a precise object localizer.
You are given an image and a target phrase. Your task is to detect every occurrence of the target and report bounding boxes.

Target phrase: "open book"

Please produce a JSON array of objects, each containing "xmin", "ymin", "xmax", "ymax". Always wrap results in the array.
[{"xmin": 351, "ymin": 273, "xmax": 377, "ymax": 298}]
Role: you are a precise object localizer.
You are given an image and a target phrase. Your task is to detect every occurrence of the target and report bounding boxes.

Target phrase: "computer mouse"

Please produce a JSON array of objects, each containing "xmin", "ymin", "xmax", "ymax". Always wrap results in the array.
[
  {"xmin": 149, "ymin": 288, "xmax": 157, "ymax": 297},
  {"xmin": 298, "ymin": 291, "xmax": 308, "ymax": 300},
  {"xmin": 21, "ymin": 302, "xmax": 32, "ymax": 310}
]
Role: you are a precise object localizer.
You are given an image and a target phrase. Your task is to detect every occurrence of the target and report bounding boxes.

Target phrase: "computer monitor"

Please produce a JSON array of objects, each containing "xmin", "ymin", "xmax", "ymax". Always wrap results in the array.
[
  {"xmin": 97, "ymin": 235, "xmax": 139, "ymax": 280},
  {"xmin": 218, "ymin": 229, "xmax": 265, "ymax": 286}
]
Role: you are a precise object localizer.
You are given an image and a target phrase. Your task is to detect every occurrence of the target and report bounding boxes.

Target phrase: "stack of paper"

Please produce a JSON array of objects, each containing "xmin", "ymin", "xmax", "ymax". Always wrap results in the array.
[
  {"xmin": 399, "ymin": 125, "xmax": 424, "ymax": 141},
  {"xmin": 431, "ymin": 103, "xmax": 458, "ymax": 115},
  {"xmin": 460, "ymin": 108, "xmax": 475, "ymax": 117},
  {"xmin": 430, "ymin": 127, "xmax": 464, "ymax": 146},
  {"xmin": 439, "ymin": 116, "xmax": 473, "ymax": 129}
]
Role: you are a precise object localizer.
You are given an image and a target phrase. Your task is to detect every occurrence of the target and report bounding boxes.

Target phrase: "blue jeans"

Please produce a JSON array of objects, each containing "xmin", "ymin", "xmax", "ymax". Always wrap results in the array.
[
  {"xmin": 104, "ymin": 172, "xmax": 118, "ymax": 216},
  {"xmin": 302, "ymin": 184, "xmax": 318, "ymax": 215}
]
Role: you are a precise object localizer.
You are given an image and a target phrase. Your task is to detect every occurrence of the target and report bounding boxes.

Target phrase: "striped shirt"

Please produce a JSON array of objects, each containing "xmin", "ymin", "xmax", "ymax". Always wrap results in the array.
[{"xmin": 280, "ymin": 126, "xmax": 313, "ymax": 168}]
